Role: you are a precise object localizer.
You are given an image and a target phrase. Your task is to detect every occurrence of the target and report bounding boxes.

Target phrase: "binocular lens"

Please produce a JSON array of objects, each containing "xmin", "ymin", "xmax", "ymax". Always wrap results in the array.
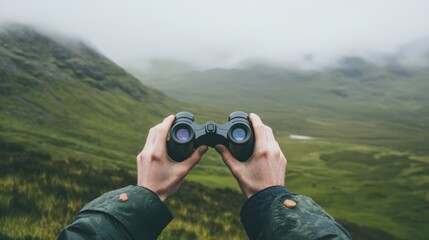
[
  {"xmin": 176, "ymin": 128, "xmax": 191, "ymax": 142},
  {"xmin": 231, "ymin": 127, "xmax": 246, "ymax": 141}
]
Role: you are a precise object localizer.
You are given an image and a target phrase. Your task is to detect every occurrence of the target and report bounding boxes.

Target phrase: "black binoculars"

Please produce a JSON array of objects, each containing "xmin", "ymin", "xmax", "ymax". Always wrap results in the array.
[{"xmin": 167, "ymin": 111, "xmax": 254, "ymax": 162}]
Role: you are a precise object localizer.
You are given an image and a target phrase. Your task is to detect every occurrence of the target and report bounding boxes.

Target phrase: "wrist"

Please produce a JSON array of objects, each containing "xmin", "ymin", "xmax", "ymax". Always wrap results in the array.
[
  {"xmin": 137, "ymin": 183, "xmax": 168, "ymax": 202},
  {"xmin": 244, "ymin": 183, "xmax": 285, "ymax": 199},
  {"xmin": 157, "ymin": 193, "xmax": 168, "ymax": 202}
]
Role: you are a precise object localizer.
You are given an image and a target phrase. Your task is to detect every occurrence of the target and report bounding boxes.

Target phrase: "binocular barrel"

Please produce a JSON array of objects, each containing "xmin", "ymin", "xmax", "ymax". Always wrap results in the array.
[{"xmin": 167, "ymin": 111, "xmax": 254, "ymax": 162}]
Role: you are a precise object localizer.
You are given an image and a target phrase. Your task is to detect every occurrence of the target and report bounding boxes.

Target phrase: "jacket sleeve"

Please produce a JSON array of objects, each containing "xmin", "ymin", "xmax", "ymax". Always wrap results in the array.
[
  {"xmin": 240, "ymin": 186, "xmax": 351, "ymax": 240},
  {"xmin": 57, "ymin": 185, "xmax": 173, "ymax": 240}
]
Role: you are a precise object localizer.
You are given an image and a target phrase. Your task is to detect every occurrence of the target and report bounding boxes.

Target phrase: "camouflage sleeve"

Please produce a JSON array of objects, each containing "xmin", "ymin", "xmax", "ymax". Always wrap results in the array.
[
  {"xmin": 57, "ymin": 185, "xmax": 173, "ymax": 240},
  {"xmin": 240, "ymin": 186, "xmax": 351, "ymax": 240}
]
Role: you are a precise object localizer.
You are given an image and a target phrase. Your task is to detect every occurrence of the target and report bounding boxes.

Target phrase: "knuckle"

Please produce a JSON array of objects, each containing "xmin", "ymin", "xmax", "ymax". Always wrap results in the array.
[
  {"xmin": 282, "ymin": 156, "xmax": 287, "ymax": 165},
  {"xmin": 223, "ymin": 152, "xmax": 233, "ymax": 163},
  {"xmin": 136, "ymin": 153, "xmax": 142, "ymax": 162},
  {"xmin": 276, "ymin": 152, "xmax": 284, "ymax": 162},
  {"xmin": 137, "ymin": 148, "xmax": 151, "ymax": 162},
  {"xmin": 148, "ymin": 127, "xmax": 156, "ymax": 136},
  {"xmin": 272, "ymin": 148, "xmax": 280, "ymax": 158},
  {"xmin": 178, "ymin": 167, "xmax": 188, "ymax": 176},
  {"xmin": 150, "ymin": 151, "xmax": 162, "ymax": 161},
  {"xmin": 256, "ymin": 148, "xmax": 270, "ymax": 158},
  {"xmin": 192, "ymin": 154, "xmax": 201, "ymax": 163},
  {"xmin": 142, "ymin": 146, "xmax": 162, "ymax": 161}
]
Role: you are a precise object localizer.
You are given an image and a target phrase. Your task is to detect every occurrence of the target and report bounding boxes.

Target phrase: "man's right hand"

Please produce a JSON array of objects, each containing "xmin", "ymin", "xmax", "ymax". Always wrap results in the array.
[{"xmin": 215, "ymin": 113, "xmax": 287, "ymax": 198}]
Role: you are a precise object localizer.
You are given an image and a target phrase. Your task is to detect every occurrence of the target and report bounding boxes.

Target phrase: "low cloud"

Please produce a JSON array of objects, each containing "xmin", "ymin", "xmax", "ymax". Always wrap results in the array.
[{"xmin": 1, "ymin": 0, "xmax": 428, "ymax": 69}]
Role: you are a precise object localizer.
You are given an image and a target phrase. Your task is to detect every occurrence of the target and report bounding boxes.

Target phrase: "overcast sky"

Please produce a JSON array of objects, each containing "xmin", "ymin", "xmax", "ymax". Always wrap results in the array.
[{"xmin": 0, "ymin": 0, "xmax": 428, "ymax": 69}]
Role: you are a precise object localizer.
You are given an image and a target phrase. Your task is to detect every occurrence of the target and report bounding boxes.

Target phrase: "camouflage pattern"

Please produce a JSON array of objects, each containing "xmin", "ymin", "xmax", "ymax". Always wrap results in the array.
[{"xmin": 258, "ymin": 193, "xmax": 351, "ymax": 240}]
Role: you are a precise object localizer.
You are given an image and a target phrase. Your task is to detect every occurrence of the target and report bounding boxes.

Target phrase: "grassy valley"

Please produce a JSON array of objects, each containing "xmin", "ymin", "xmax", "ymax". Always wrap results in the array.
[
  {"xmin": 131, "ymin": 59, "xmax": 429, "ymax": 239},
  {"xmin": 0, "ymin": 24, "xmax": 428, "ymax": 239}
]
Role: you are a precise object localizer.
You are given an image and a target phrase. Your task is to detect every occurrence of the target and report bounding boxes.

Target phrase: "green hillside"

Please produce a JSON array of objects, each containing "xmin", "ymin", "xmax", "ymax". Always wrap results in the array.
[{"xmin": 0, "ymin": 25, "xmax": 182, "ymax": 169}]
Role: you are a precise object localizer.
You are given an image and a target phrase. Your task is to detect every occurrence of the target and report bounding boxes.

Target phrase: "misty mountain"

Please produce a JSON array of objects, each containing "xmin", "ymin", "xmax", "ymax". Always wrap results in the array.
[
  {"xmin": 0, "ymin": 24, "xmax": 180, "ymax": 166},
  {"xmin": 132, "ymin": 55, "xmax": 429, "ymax": 154},
  {"xmin": 395, "ymin": 36, "xmax": 429, "ymax": 65}
]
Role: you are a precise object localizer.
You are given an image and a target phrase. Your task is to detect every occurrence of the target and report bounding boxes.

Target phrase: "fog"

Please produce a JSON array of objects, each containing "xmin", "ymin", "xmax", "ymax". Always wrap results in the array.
[{"xmin": 0, "ymin": 0, "xmax": 428, "ymax": 69}]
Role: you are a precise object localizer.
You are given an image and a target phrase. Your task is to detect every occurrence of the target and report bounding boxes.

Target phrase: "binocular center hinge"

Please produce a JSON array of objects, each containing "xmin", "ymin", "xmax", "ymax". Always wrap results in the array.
[{"xmin": 205, "ymin": 121, "xmax": 216, "ymax": 133}]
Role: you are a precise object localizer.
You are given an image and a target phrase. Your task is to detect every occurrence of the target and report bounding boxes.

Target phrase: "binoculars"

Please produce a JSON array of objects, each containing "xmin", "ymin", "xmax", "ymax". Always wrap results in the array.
[{"xmin": 167, "ymin": 111, "xmax": 254, "ymax": 162}]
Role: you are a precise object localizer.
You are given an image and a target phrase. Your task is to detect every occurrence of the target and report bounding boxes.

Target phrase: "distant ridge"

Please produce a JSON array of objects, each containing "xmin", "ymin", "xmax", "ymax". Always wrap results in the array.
[{"xmin": 133, "ymin": 53, "xmax": 429, "ymax": 154}]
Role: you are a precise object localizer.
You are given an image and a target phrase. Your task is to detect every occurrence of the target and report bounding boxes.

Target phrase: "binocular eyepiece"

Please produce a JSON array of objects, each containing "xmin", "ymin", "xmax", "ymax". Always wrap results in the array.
[{"xmin": 167, "ymin": 111, "xmax": 254, "ymax": 162}]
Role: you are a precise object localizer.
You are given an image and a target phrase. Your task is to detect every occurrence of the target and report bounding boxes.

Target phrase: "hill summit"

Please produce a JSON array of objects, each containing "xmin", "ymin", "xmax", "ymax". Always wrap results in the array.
[
  {"xmin": 0, "ymin": 24, "xmax": 179, "ymax": 167},
  {"xmin": 0, "ymin": 24, "xmax": 148, "ymax": 100}
]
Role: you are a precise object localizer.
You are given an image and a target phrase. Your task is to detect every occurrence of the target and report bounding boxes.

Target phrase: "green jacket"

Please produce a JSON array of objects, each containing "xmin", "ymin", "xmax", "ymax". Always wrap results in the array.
[
  {"xmin": 58, "ymin": 185, "xmax": 351, "ymax": 240},
  {"xmin": 57, "ymin": 186, "xmax": 172, "ymax": 240},
  {"xmin": 240, "ymin": 186, "xmax": 351, "ymax": 239}
]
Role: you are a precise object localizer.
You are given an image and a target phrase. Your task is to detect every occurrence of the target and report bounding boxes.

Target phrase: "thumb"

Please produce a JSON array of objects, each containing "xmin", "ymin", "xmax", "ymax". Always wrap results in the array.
[
  {"xmin": 181, "ymin": 145, "xmax": 208, "ymax": 170},
  {"xmin": 215, "ymin": 144, "xmax": 242, "ymax": 175}
]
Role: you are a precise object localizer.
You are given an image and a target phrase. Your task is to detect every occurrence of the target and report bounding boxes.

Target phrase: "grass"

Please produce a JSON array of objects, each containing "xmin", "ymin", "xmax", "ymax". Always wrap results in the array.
[
  {"xmin": 283, "ymin": 137, "xmax": 429, "ymax": 239},
  {"xmin": 0, "ymin": 25, "xmax": 428, "ymax": 239},
  {"xmin": 0, "ymin": 139, "xmax": 407, "ymax": 240},
  {"xmin": 0, "ymin": 140, "xmax": 247, "ymax": 240}
]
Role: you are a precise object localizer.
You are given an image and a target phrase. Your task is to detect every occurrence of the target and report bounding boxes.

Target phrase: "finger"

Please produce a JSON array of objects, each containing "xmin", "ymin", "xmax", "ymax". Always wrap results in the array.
[
  {"xmin": 265, "ymin": 125, "xmax": 276, "ymax": 143},
  {"xmin": 250, "ymin": 113, "xmax": 268, "ymax": 149},
  {"xmin": 154, "ymin": 115, "xmax": 175, "ymax": 146},
  {"xmin": 179, "ymin": 145, "xmax": 208, "ymax": 172},
  {"xmin": 146, "ymin": 125, "xmax": 159, "ymax": 146},
  {"xmin": 215, "ymin": 144, "xmax": 242, "ymax": 176}
]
